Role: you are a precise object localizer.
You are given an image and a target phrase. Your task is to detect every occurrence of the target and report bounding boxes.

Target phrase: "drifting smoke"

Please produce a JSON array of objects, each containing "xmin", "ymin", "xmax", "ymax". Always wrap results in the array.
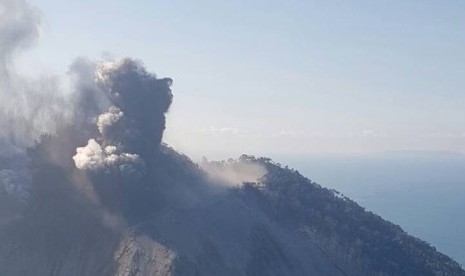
[
  {"xmin": 0, "ymin": 0, "xmax": 110, "ymax": 201},
  {"xmin": 0, "ymin": 0, "xmax": 68, "ymax": 200},
  {"xmin": 200, "ymin": 157, "xmax": 267, "ymax": 187},
  {"xmin": 0, "ymin": 0, "xmax": 40, "ymax": 71},
  {"xmin": 68, "ymin": 57, "xmax": 110, "ymax": 129},
  {"xmin": 0, "ymin": 0, "xmax": 72, "ymax": 150}
]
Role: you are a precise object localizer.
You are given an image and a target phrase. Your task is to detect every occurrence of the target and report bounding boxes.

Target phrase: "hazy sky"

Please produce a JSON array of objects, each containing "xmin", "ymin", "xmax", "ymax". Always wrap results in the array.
[{"xmin": 21, "ymin": 0, "xmax": 465, "ymax": 159}]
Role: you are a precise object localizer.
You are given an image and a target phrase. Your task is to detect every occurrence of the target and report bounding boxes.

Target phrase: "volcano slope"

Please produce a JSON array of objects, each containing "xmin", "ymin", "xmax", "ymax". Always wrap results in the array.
[{"xmin": 0, "ymin": 59, "xmax": 463, "ymax": 276}]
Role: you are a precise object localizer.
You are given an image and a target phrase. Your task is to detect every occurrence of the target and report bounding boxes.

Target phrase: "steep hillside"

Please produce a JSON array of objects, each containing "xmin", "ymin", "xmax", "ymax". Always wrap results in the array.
[
  {"xmin": 0, "ymin": 58, "xmax": 463, "ymax": 276},
  {"xmin": 230, "ymin": 155, "xmax": 465, "ymax": 276},
  {"xmin": 1, "ymin": 144, "xmax": 464, "ymax": 275}
]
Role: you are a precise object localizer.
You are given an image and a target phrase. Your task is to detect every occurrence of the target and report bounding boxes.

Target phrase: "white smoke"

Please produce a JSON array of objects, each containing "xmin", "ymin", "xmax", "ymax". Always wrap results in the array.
[
  {"xmin": 97, "ymin": 106, "xmax": 125, "ymax": 143},
  {"xmin": 200, "ymin": 157, "xmax": 267, "ymax": 187},
  {"xmin": 73, "ymin": 139, "xmax": 144, "ymax": 176},
  {"xmin": 0, "ymin": 0, "xmax": 73, "ymax": 149}
]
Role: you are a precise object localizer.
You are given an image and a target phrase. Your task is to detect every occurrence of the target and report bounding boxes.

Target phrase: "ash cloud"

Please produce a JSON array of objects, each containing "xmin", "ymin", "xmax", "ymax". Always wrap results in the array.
[
  {"xmin": 95, "ymin": 59, "xmax": 173, "ymax": 155},
  {"xmin": 73, "ymin": 59, "xmax": 173, "ymax": 178}
]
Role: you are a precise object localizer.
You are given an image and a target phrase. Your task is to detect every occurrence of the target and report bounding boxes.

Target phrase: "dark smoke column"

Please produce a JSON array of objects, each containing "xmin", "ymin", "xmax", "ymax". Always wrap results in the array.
[
  {"xmin": 95, "ymin": 58, "xmax": 173, "ymax": 156},
  {"xmin": 73, "ymin": 59, "xmax": 173, "ymax": 214},
  {"xmin": 74, "ymin": 58, "xmax": 173, "ymax": 174}
]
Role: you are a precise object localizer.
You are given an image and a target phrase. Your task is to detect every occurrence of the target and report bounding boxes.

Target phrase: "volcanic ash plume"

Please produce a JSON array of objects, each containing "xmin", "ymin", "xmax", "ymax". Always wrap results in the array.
[
  {"xmin": 95, "ymin": 59, "xmax": 173, "ymax": 154},
  {"xmin": 73, "ymin": 59, "xmax": 173, "ymax": 176}
]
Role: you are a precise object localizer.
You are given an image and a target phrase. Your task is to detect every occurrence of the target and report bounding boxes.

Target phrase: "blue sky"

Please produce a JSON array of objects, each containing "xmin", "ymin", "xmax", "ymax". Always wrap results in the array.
[{"xmin": 22, "ymin": 0, "xmax": 465, "ymax": 159}]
